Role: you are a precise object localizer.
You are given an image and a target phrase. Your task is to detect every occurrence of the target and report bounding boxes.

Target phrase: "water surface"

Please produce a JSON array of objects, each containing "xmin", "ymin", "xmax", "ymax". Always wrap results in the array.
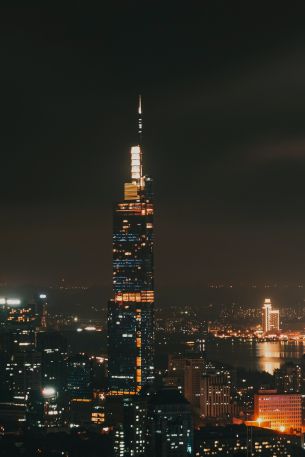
[{"xmin": 206, "ymin": 339, "xmax": 305, "ymax": 374}]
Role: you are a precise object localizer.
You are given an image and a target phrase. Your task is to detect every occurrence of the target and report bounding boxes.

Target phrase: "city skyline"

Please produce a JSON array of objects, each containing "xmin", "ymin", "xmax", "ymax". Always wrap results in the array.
[{"xmin": 2, "ymin": 5, "xmax": 305, "ymax": 456}]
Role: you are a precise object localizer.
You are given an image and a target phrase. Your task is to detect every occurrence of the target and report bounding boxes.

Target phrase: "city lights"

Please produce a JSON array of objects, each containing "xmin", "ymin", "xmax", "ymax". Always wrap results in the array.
[
  {"xmin": 262, "ymin": 298, "xmax": 280, "ymax": 335},
  {"xmin": 130, "ymin": 146, "xmax": 142, "ymax": 181},
  {"xmin": 42, "ymin": 386, "xmax": 57, "ymax": 398},
  {"xmin": 0, "ymin": 298, "xmax": 21, "ymax": 306},
  {"xmin": 2, "ymin": 3, "xmax": 305, "ymax": 457}
]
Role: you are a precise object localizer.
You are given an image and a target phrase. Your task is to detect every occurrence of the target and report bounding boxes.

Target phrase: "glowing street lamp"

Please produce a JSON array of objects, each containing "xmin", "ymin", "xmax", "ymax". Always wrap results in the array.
[{"xmin": 42, "ymin": 386, "xmax": 57, "ymax": 398}]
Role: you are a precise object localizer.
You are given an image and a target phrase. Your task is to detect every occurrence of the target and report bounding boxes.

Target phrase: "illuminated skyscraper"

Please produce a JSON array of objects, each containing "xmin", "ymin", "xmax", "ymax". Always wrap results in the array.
[
  {"xmin": 108, "ymin": 97, "xmax": 154, "ymax": 395},
  {"xmin": 200, "ymin": 374, "xmax": 231, "ymax": 421},
  {"xmin": 262, "ymin": 298, "xmax": 280, "ymax": 334}
]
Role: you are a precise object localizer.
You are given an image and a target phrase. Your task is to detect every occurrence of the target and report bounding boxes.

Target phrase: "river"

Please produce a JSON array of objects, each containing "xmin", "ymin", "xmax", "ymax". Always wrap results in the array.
[
  {"xmin": 206, "ymin": 339, "xmax": 305, "ymax": 374},
  {"xmin": 62, "ymin": 330, "xmax": 305, "ymax": 375}
]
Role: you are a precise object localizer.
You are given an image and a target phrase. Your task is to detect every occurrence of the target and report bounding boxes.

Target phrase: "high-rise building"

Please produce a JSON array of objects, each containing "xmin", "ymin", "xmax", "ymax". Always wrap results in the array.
[
  {"xmin": 66, "ymin": 354, "xmax": 93, "ymax": 426},
  {"xmin": 254, "ymin": 390, "xmax": 302, "ymax": 433},
  {"xmin": 108, "ymin": 97, "xmax": 154, "ymax": 395},
  {"xmin": 0, "ymin": 295, "xmax": 47, "ymax": 354},
  {"xmin": 0, "ymin": 295, "xmax": 47, "ymax": 331},
  {"xmin": 37, "ymin": 331, "xmax": 68, "ymax": 392},
  {"xmin": 26, "ymin": 385, "xmax": 67, "ymax": 430},
  {"xmin": 5, "ymin": 351, "xmax": 42, "ymax": 397},
  {"xmin": 113, "ymin": 395, "xmax": 147, "ymax": 457},
  {"xmin": 66, "ymin": 354, "xmax": 92, "ymax": 400},
  {"xmin": 184, "ymin": 356, "xmax": 205, "ymax": 409},
  {"xmin": 262, "ymin": 298, "xmax": 280, "ymax": 334},
  {"xmin": 167, "ymin": 353, "xmax": 205, "ymax": 400},
  {"xmin": 200, "ymin": 374, "xmax": 231, "ymax": 422},
  {"xmin": 146, "ymin": 387, "xmax": 193, "ymax": 457}
]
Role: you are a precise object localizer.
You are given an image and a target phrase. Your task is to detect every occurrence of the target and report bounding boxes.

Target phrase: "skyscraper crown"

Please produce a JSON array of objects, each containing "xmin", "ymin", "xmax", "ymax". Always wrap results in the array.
[{"xmin": 124, "ymin": 96, "xmax": 145, "ymax": 200}]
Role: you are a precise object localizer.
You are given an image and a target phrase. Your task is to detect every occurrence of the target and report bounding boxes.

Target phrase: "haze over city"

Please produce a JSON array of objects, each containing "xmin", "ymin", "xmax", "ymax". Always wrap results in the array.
[{"xmin": 2, "ymin": 4, "xmax": 305, "ymax": 301}]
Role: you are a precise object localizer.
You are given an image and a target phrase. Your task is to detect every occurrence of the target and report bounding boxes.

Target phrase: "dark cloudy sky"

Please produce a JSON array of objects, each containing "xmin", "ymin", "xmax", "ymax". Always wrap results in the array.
[{"xmin": 1, "ymin": 3, "xmax": 305, "ymax": 296}]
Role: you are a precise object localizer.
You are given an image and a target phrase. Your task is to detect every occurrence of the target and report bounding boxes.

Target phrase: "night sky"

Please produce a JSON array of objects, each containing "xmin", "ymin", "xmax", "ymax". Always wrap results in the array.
[{"xmin": 2, "ymin": 3, "xmax": 305, "ymax": 300}]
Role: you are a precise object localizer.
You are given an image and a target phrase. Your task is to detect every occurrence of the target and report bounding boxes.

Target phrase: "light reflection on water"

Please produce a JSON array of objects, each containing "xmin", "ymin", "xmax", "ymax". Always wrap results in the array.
[
  {"xmin": 257, "ymin": 341, "xmax": 305, "ymax": 374},
  {"xmin": 207, "ymin": 340, "xmax": 305, "ymax": 374}
]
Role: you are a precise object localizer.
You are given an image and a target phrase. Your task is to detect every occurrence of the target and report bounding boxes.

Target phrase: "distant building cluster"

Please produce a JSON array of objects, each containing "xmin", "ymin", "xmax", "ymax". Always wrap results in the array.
[
  {"xmin": 194, "ymin": 424, "xmax": 305, "ymax": 456},
  {"xmin": 0, "ymin": 295, "xmax": 106, "ymax": 431},
  {"xmin": 166, "ymin": 352, "xmax": 236, "ymax": 426}
]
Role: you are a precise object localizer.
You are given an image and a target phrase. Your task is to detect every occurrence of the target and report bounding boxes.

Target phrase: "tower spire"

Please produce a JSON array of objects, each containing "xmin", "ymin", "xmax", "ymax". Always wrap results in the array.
[
  {"xmin": 128, "ymin": 96, "xmax": 144, "ymax": 186},
  {"xmin": 138, "ymin": 94, "xmax": 143, "ymax": 146}
]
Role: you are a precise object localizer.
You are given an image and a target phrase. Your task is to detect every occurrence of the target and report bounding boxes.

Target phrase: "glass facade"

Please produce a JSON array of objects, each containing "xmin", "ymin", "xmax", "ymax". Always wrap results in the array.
[{"xmin": 107, "ymin": 113, "xmax": 154, "ymax": 395}]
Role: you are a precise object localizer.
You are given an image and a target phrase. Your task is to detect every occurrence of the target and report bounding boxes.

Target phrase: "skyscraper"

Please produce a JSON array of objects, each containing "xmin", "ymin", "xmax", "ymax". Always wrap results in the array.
[
  {"xmin": 184, "ymin": 356, "xmax": 205, "ymax": 409},
  {"xmin": 66, "ymin": 354, "xmax": 92, "ymax": 399},
  {"xmin": 107, "ymin": 97, "xmax": 154, "ymax": 395},
  {"xmin": 37, "ymin": 331, "xmax": 68, "ymax": 392},
  {"xmin": 262, "ymin": 298, "xmax": 280, "ymax": 334},
  {"xmin": 200, "ymin": 374, "xmax": 231, "ymax": 422}
]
